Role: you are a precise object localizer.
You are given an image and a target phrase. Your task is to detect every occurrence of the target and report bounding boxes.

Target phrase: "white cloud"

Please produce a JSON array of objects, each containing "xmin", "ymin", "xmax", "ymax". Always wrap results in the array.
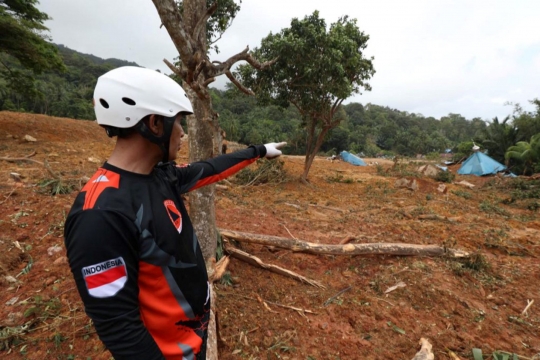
[{"xmin": 37, "ymin": 0, "xmax": 540, "ymax": 120}]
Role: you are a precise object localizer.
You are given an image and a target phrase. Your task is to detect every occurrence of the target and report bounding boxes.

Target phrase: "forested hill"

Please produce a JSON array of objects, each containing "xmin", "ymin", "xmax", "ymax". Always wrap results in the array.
[
  {"xmin": 1, "ymin": 45, "xmax": 539, "ymax": 168},
  {"xmin": 57, "ymin": 45, "xmax": 139, "ymax": 68},
  {"xmin": 0, "ymin": 44, "xmax": 140, "ymax": 120}
]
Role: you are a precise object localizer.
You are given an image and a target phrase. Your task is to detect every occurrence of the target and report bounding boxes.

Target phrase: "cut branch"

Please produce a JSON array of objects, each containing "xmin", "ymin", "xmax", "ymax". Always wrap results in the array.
[
  {"xmin": 219, "ymin": 229, "xmax": 469, "ymax": 258},
  {"xmin": 224, "ymin": 244, "xmax": 325, "ymax": 288}
]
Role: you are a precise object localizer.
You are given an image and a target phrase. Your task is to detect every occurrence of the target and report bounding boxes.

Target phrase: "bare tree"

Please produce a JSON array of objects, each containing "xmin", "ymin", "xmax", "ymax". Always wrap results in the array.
[{"xmin": 151, "ymin": 0, "xmax": 275, "ymax": 263}]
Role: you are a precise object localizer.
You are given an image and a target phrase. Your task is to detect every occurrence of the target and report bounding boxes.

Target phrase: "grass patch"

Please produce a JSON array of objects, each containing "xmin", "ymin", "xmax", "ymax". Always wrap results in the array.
[
  {"xmin": 451, "ymin": 189, "xmax": 472, "ymax": 199},
  {"xmin": 325, "ymin": 173, "xmax": 355, "ymax": 183},
  {"xmin": 232, "ymin": 158, "xmax": 289, "ymax": 186},
  {"xmin": 37, "ymin": 178, "xmax": 74, "ymax": 195},
  {"xmin": 479, "ymin": 200, "xmax": 511, "ymax": 217}
]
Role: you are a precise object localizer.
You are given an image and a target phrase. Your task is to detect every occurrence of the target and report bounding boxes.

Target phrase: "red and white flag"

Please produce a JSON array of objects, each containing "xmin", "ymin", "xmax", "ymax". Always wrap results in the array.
[{"xmin": 82, "ymin": 257, "xmax": 127, "ymax": 298}]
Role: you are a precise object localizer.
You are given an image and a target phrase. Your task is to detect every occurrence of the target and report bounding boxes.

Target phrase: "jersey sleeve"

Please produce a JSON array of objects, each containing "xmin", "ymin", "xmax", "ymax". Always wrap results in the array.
[
  {"xmin": 174, "ymin": 144, "xmax": 267, "ymax": 193},
  {"xmin": 64, "ymin": 209, "xmax": 165, "ymax": 360}
]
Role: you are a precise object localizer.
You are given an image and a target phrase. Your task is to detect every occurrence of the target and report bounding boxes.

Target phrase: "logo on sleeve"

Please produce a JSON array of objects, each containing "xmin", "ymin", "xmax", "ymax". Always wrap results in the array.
[
  {"xmin": 82, "ymin": 257, "xmax": 127, "ymax": 298},
  {"xmin": 164, "ymin": 199, "xmax": 183, "ymax": 233}
]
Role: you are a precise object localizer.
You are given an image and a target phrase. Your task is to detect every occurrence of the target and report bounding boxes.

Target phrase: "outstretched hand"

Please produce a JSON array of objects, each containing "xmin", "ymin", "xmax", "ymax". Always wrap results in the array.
[{"xmin": 264, "ymin": 142, "xmax": 287, "ymax": 159}]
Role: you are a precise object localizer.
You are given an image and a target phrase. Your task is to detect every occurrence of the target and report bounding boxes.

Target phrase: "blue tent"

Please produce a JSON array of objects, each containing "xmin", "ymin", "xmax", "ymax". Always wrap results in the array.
[
  {"xmin": 340, "ymin": 151, "xmax": 366, "ymax": 166},
  {"xmin": 457, "ymin": 152, "xmax": 506, "ymax": 176}
]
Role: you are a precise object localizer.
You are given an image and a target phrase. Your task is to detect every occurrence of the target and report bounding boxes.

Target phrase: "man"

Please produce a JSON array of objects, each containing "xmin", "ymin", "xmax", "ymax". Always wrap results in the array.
[{"xmin": 64, "ymin": 66, "xmax": 286, "ymax": 359}]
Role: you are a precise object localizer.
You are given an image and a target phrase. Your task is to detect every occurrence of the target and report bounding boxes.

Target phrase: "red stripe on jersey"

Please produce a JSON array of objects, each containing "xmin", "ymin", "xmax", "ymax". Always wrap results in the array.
[
  {"xmin": 189, "ymin": 157, "xmax": 259, "ymax": 191},
  {"xmin": 85, "ymin": 265, "xmax": 127, "ymax": 289},
  {"xmin": 82, "ymin": 169, "xmax": 120, "ymax": 210},
  {"xmin": 138, "ymin": 262, "xmax": 203, "ymax": 358}
]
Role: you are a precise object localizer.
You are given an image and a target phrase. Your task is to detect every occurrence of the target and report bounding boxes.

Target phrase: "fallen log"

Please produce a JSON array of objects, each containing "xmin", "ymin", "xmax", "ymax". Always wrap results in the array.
[
  {"xmin": 224, "ymin": 244, "xmax": 325, "ymax": 288},
  {"xmin": 1, "ymin": 151, "xmax": 60, "ymax": 179},
  {"xmin": 219, "ymin": 229, "xmax": 469, "ymax": 258}
]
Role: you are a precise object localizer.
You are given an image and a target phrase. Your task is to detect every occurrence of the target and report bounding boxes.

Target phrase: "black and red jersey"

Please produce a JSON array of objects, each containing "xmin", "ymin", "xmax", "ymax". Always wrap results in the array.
[{"xmin": 64, "ymin": 145, "xmax": 266, "ymax": 359}]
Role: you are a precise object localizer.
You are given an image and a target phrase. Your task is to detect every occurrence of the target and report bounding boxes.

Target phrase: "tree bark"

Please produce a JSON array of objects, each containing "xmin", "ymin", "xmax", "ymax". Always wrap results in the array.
[
  {"xmin": 186, "ymin": 87, "xmax": 219, "ymax": 263},
  {"xmin": 219, "ymin": 229, "xmax": 470, "ymax": 258}
]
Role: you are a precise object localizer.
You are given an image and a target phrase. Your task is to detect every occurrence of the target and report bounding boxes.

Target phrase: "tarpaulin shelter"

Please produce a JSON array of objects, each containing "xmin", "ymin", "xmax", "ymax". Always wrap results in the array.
[
  {"xmin": 457, "ymin": 152, "xmax": 506, "ymax": 176},
  {"xmin": 340, "ymin": 151, "xmax": 366, "ymax": 166}
]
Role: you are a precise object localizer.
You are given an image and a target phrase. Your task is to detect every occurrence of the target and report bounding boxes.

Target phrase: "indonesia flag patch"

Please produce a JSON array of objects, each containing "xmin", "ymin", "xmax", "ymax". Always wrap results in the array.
[{"xmin": 82, "ymin": 257, "xmax": 127, "ymax": 298}]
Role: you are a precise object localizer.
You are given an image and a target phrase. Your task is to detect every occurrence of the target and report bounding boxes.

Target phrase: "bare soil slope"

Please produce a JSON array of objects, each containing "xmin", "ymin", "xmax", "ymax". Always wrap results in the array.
[{"xmin": 0, "ymin": 112, "xmax": 539, "ymax": 360}]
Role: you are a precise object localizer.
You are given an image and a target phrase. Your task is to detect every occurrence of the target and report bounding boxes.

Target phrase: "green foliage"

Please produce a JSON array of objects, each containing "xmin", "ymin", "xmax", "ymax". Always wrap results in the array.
[
  {"xmin": 237, "ymin": 11, "xmax": 374, "ymax": 179},
  {"xmin": 433, "ymin": 170, "xmax": 455, "ymax": 183},
  {"xmin": 479, "ymin": 200, "xmax": 511, "ymax": 217},
  {"xmin": 453, "ymin": 141, "xmax": 477, "ymax": 162},
  {"xmin": 38, "ymin": 178, "xmax": 74, "ymax": 195},
  {"xmin": 177, "ymin": 0, "xmax": 241, "ymax": 54},
  {"xmin": 22, "ymin": 295, "xmax": 61, "ymax": 320},
  {"xmin": 480, "ymin": 116, "xmax": 518, "ymax": 164},
  {"xmin": 451, "ymin": 189, "xmax": 472, "ymax": 199},
  {"xmin": 1, "ymin": 44, "xmax": 138, "ymax": 119},
  {"xmin": 325, "ymin": 172, "xmax": 354, "ymax": 183},
  {"xmin": 0, "ymin": 0, "xmax": 65, "ymax": 96},
  {"xmin": 505, "ymin": 133, "xmax": 540, "ymax": 175}
]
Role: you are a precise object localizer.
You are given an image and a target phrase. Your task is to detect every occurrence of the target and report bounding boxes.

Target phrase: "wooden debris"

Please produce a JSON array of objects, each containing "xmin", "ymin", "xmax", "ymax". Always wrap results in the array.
[
  {"xmin": 384, "ymin": 281, "xmax": 406, "ymax": 294},
  {"xmin": 219, "ymin": 229, "xmax": 469, "ymax": 258},
  {"xmin": 521, "ymin": 299, "xmax": 534, "ymax": 316},
  {"xmin": 224, "ymin": 244, "xmax": 325, "ymax": 288},
  {"xmin": 234, "ymin": 293, "xmax": 316, "ymax": 316},
  {"xmin": 208, "ymin": 256, "xmax": 230, "ymax": 283},
  {"xmin": 1, "ymin": 151, "xmax": 60, "ymax": 179},
  {"xmin": 411, "ymin": 338, "xmax": 434, "ymax": 360},
  {"xmin": 323, "ymin": 286, "xmax": 352, "ymax": 306},
  {"xmin": 9, "ymin": 172, "xmax": 22, "ymax": 182},
  {"xmin": 338, "ymin": 236, "xmax": 356, "ymax": 245},
  {"xmin": 308, "ymin": 203, "xmax": 345, "ymax": 213},
  {"xmin": 447, "ymin": 348, "xmax": 463, "ymax": 360},
  {"xmin": 284, "ymin": 202, "xmax": 302, "ymax": 210},
  {"xmin": 455, "ymin": 180, "xmax": 475, "ymax": 189}
]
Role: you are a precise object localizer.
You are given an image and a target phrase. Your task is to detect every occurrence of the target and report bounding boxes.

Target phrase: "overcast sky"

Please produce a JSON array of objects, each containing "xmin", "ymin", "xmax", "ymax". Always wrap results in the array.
[{"xmin": 38, "ymin": 0, "xmax": 540, "ymax": 121}]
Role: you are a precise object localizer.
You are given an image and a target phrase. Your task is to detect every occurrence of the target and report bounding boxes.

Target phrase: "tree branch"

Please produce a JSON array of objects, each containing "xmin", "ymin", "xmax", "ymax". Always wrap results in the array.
[
  {"xmin": 192, "ymin": 1, "xmax": 219, "ymax": 41},
  {"xmin": 209, "ymin": 46, "xmax": 277, "ymax": 77},
  {"xmin": 164, "ymin": 58, "xmax": 187, "ymax": 80},
  {"xmin": 225, "ymin": 70, "xmax": 254, "ymax": 96},
  {"xmin": 152, "ymin": 0, "xmax": 194, "ymax": 61}
]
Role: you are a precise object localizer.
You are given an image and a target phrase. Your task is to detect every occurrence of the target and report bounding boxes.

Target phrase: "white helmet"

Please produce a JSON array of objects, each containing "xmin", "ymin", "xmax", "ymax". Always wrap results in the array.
[{"xmin": 93, "ymin": 66, "xmax": 193, "ymax": 128}]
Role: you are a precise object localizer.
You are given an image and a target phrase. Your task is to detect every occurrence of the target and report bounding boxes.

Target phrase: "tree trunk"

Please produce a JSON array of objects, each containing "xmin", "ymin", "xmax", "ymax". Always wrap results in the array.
[
  {"xmin": 301, "ymin": 126, "xmax": 330, "ymax": 181},
  {"xmin": 186, "ymin": 87, "xmax": 219, "ymax": 263},
  {"xmin": 219, "ymin": 229, "xmax": 470, "ymax": 258}
]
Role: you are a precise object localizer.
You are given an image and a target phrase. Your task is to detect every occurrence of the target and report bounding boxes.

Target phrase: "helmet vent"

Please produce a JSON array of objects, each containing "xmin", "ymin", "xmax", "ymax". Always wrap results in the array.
[
  {"xmin": 99, "ymin": 99, "xmax": 110, "ymax": 109},
  {"xmin": 122, "ymin": 97, "xmax": 136, "ymax": 106}
]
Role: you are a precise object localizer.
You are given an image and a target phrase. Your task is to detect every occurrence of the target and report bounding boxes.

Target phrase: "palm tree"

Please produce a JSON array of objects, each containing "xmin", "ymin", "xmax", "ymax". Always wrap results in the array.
[
  {"xmin": 482, "ymin": 116, "xmax": 519, "ymax": 164},
  {"xmin": 505, "ymin": 133, "xmax": 540, "ymax": 175}
]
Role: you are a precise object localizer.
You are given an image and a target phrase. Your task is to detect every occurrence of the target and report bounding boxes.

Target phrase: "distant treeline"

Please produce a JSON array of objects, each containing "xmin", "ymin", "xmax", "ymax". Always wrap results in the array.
[
  {"xmin": 0, "ymin": 44, "xmax": 138, "ymax": 120},
  {"xmin": 213, "ymin": 87, "xmax": 539, "ymax": 163},
  {"xmin": 1, "ymin": 45, "xmax": 539, "ymax": 173}
]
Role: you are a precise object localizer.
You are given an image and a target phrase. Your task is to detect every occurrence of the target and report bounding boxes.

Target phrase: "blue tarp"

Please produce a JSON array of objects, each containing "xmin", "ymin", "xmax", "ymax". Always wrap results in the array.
[
  {"xmin": 457, "ymin": 152, "xmax": 506, "ymax": 176},
  {"xmin": 340, "ymin": 151, "xmax": 366, "ymax": 166}
]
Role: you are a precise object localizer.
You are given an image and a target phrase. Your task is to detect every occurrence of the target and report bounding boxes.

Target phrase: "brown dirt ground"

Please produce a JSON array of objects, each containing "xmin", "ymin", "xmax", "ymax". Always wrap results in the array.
[{"xmin": 0, "ymin": 111, "xmax": 539, "ymax": 360}]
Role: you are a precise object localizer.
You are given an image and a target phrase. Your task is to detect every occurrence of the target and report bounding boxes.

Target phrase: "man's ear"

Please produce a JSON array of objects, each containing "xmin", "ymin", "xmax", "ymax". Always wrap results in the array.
[{"xmin": 148, "ymin": 115, "xmax": 163, "ymax": 135}]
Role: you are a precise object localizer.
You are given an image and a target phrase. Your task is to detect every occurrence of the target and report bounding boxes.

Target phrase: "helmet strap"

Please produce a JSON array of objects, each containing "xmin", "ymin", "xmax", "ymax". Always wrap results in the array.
[{"xmin": 135, "ymin": 115, "xmax": 176, "ymax": 163}]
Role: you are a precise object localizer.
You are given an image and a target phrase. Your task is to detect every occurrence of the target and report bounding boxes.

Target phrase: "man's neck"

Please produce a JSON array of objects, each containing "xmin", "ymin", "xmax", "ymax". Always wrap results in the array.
[{"xmin": 106, "ymin": 136, "xmax": 161, "ymax": 174}]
